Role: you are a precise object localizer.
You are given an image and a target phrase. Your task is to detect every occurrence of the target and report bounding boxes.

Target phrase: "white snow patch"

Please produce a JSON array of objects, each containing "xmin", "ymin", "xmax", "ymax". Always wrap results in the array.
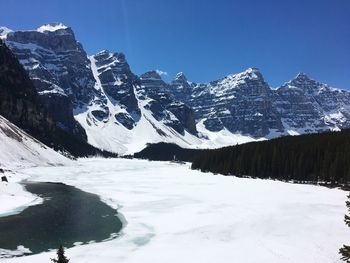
[
  {"xmin": 195, "ymin": 119, "xmax": 261, "ymax": 147},
  {"xmin": 37, "ymin": 23, "xmax": 68, "ymax": 33},
  {"xmin": 155, "ymin": 69, "xmax": 168, "ymax": 76}
]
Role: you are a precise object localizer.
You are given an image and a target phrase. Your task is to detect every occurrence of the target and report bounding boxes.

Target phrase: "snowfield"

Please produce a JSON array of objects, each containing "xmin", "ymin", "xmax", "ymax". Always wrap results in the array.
[{"xmin": 1, "ymin": 158, "xmax": 349, "ymax": 263}]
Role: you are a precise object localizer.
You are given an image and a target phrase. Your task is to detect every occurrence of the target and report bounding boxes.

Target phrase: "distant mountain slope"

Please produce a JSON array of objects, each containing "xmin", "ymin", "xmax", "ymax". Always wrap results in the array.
[
  {"xmin": 75, "ymin": 52, "xmax": 202, "ymax": 154},
  {"xmin": 170, "ymin": 69, "xmax": 350, "ymax": 138},
  {"xmin": 192, "ymin": 129, "xmax": 350, "ymax": 184},
  {"xmin": 0, "ymin": 115, "xmax": 69, "ymax": 170}
]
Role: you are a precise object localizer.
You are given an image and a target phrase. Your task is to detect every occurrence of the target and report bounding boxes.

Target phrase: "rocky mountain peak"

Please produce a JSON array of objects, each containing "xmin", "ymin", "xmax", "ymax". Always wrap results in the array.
[
  {"xmin": 240, "ymin": 67, "xmax": 263, "ymax": 79},
  {"xmin": 174, "ymin": 72, "xmax": 188, "ymax": 82},
  {"xmin": 286, "ymin": 72, "xmax": 329, "ymax": 92},
  {"xmin": 294, "ymin": 72, "xmax": 311, "ymax": 81},
  {"xmin": 140, "ymin": 70, "xmax": 162, "ymax": 80},
  {"xmin": 94, "ymin": 50, "xmax": 126, "ymax": 63}
]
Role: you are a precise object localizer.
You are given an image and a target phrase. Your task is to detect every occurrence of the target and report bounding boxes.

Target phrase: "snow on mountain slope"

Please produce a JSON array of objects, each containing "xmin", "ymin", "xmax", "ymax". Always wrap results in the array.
[
  {"xmin": 0, "ymin": 115, "xmax": 69, "ymax": 170},
  {"xmin": 75, "ymin": 56, "xmax": 201, "ymax": 154},
  {"xmin": 196, "ymin": 119, "xmax": 264, "ymax": 147},
  {"xmin": 3, "ymin": 26, "xmax": 208, "ymax": 154},
  {"xmin": 72, "ymin": 53, "xmax": 203, "ymax": 154},
  {"xmin": 3, "ymin": 158, "xmax": 348, "ymax": 262},
  {"xmin": 4, "ymin": 23, "xmax": 350, "ymax": 154}
]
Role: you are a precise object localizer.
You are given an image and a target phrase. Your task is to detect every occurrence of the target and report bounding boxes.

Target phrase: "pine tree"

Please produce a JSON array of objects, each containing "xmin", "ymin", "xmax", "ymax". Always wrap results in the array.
[
  {"xmin": 51, "ymin": 245, "xmax": 69, "ymax": 263},
  {"xmin": 340, "ymin": 194, "xmax": 350, "ymax": 262}
]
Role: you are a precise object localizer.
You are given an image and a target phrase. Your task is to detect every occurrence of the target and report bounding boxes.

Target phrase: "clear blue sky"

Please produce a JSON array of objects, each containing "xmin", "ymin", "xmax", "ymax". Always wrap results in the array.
[{"xmin": 2, "ymin": 0, "xmax": 350, "ymax": 88}]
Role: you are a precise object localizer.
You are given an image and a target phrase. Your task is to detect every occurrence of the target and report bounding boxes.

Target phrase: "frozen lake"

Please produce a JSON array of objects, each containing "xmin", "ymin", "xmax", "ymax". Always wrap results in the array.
[{"xmin": 1, "ymin": 158, "xmax": 348, "ymax": 263}]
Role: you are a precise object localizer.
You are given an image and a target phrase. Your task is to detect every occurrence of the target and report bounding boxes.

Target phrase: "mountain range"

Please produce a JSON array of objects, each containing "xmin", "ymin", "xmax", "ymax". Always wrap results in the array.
[{"xmin": 1, "ymin": 23, "xmax": 349, "ymax": 155}]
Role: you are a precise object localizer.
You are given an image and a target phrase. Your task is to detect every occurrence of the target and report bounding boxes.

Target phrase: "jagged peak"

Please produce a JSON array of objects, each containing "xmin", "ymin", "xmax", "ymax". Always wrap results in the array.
[
  {"xmin": 294, "ymin": 72, "xmax": 311, "ymax": 81},
  {"xmin": 245, "ymin": 67, "xmax": 261, "ymax": 74},
  {"xmin": 94, "ymin": 50, "xmax": 126, "ymax": 62},
  {"xmin": 174, "ymin": 72, "xmax": 187, "ymax": 82},
  {"xmin": 222, "ymin": 67, "xmax": 264, "ymax": 83},
  {"xmin": 140, "ymin": 70, "xmax": 162, "ymax": 80},
  {"xmin": 279, "ymin": 72, "xmax": 338, "ymax": 92},
  {"xmin": 37, "ymin": 23, "xmax": 69, "ymax": 33}
]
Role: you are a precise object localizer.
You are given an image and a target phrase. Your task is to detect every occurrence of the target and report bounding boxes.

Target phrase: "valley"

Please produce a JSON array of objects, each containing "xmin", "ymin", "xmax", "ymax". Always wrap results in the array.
[{"xmin": 1, "ymin": 2, "xmax": 349, "ymax": 262}]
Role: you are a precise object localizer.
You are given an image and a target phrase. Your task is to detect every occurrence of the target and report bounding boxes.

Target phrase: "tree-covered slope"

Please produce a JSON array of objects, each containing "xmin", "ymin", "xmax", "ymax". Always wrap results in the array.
[
  {"xmin": 192, "ymin": 129, "xmax": 350, "ymax": 184},
  {"xmin": 133, "ymin": 142, "xmax": 205, "ymax": 162}
]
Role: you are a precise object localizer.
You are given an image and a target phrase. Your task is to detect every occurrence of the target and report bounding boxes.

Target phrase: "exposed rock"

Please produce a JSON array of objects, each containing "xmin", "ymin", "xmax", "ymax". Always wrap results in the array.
[
  {"xmin": 139, "ymin": 70, "xmax": 197, "ymax": 135},
  {"xmin": 171, "ymin": 68, "xmax": 283, "ymax": 137},
  {"xmin": 170, "ymin": 69, "xmax": 350, "ymax": 137},
  {"xmin": 4, "ymin": 24, "xmax": 94, "ymax": 140}
]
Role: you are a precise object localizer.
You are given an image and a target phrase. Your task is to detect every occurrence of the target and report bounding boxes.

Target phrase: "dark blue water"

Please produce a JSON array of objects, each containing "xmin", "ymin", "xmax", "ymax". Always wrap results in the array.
[{"xmin": 0, "ymin": 182, "xmax": 122, "ymax": 257}]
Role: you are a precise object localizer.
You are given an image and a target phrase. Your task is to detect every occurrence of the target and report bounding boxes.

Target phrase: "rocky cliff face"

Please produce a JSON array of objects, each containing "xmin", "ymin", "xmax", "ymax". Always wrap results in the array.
[
  {"xmin": 4, "ymin": 23, "xmax": 93, "ymax": 140},
  {"xmin": 0, "ymin": 38, "xmax": 117, "ymax": 157},
  {"xmin": 0, "ymin": 38, "xmax": 55, "ymax": 140},
  {"xmin": 138, "ymin": 70, "xmax": 197, "ymax": 135},
  {"xmin": 170, "ymin": 69, "xmax": 350, "ymax": 138},
  {"xmin": 171, "ymin": 68, "xmax": 284, "ymax": 137},
  {"xmin": 275, "ymin": 73, "xmax": 350, "ymax": 132},
  {"xmin": 77, "ymin": 54, "xmax": 200, "ymax": 154}
]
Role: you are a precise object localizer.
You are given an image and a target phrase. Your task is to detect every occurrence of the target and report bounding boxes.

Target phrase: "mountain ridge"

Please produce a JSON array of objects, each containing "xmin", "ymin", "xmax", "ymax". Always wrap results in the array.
[{"xmin": 2, "ymin": 23, "xmax": 350, "ymax": 154}]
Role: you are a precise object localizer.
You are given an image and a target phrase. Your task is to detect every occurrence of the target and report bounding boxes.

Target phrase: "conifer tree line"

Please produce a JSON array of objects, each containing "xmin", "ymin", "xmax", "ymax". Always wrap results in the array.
[
  {"xmin": 340, "ymin": 194, "xmax": 350, "ymax": 262},
  {"xmin": 191, "ymin": 129, "xmax": 350, "ymax": 184}
]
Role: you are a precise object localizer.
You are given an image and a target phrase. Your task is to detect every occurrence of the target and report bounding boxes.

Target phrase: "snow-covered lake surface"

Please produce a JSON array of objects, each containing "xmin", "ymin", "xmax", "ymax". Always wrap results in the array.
[{"xmin": 1, "ymin": 158, "xmax": 349, "ymax": 263}]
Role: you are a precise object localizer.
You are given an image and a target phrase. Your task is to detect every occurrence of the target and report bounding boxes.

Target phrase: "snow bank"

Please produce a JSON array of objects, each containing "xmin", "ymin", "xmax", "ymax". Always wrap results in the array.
[
  {"xmin": 2, "ymin": 158, "xmax": 348, "ymax": 263},
  {"xmin": 0, "ymin": 115, "xmax": 70, "ymax": 171}
]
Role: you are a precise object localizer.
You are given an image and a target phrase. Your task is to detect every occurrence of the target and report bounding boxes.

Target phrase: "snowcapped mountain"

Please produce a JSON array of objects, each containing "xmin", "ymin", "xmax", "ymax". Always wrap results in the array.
[
  {"xmin": 170, "ymin": 68, "xmax": 350, "ymax": 138},
  {"xmin": 0, "ymin": 35, "xmax": 114, "ymax": 158},
  {"xmin": 3, "ymin": 23, "xmax": 93, "ymax": 140},
  {"xmin": 1, "ymin": 25, "xmax": 208, "ymax": 154},
  {"xmin": 171, "ymin": 68, "xmax": 283, "ymax": 137},
  {"xmin": 275, "ymin": 73, "xmax": 350, "ymax": 133},
  {"xmin": 75, "ymin": 51, "xmax": 202, "ymax": 154},
  {"xmin": 2, "ymin": 23, "xmax": 350, "ymax": 154}
]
